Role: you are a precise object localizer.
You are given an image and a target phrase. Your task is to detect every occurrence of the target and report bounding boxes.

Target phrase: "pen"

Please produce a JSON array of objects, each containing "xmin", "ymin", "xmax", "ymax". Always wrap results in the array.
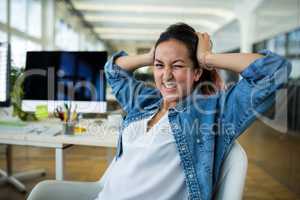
[{"xmin": 72, "ymin": 104, "xmax": 78, "ymax": 121}]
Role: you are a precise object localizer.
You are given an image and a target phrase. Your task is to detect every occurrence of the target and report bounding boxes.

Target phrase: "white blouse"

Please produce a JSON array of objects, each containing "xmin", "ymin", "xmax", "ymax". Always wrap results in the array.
[{"xmin": 96, "ymin": 112, "xmax": 188, "ymax": 200}]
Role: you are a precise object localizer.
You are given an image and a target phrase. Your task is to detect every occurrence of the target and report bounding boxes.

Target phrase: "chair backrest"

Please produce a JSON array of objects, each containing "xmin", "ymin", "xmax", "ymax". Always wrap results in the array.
[
  {"xmin": 213, "ymin": 141, "xmax": 248, "ymax": 200},
  {"xmin": 98, "ymin": 141, "xmax": 248, "ymax": 200}
]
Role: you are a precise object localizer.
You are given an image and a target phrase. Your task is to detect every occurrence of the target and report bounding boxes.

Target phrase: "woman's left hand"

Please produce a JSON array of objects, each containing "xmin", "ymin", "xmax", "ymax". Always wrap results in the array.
[
  {"xmin": 196, "ymin": 32, "xmax": 264, "ymax": 73},
  {"xmin": 196, "ymin": 32, "xmax": 214, "ymax": 70}
]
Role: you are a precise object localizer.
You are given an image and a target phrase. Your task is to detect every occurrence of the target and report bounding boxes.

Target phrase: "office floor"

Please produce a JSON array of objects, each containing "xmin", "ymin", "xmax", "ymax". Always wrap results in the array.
[{"xmin": 0, "ymin": 122, "xmax": 300, "ymax": 200}]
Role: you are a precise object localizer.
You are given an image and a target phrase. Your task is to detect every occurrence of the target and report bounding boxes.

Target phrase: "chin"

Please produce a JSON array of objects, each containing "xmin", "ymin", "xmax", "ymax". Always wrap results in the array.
[{"xmin": 163, "ymin": 94, "xmax": 179, "ymax": 103}]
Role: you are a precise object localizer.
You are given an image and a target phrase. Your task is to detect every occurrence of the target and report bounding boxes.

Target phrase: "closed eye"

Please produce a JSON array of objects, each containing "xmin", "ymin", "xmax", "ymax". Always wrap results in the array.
[
  {"xmin": 173, "ymin": 65, "xmax": 184, "ymax": 68},
  {"xmin": 154, "ymin": 63, "xmax": 164, "ymax": 68}
]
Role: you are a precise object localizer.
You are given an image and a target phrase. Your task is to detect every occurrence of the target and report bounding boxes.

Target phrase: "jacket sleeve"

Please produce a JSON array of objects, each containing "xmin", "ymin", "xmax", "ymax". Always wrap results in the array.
[
  {"xmin": 219, "ymin": 50, "xmax": 292, "ymax": 143},
  {"xmin": 105, "ymin": 51, "xmax": 161, "ymax": 114}
]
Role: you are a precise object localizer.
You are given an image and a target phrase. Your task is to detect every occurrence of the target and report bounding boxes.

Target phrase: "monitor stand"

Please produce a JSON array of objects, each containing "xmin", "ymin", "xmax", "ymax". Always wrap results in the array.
[{"xmin": 0, "ymin": 107, "xmax": 46, "ymax": 192}]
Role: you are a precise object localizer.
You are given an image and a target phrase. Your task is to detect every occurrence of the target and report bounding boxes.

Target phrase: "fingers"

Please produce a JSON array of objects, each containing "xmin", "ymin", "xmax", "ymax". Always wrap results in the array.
[
  {"xmin": 196, "ymin": 32, "xmax": 214, "ymax": 70},
  {"xmin": 149, "ymin": 46, "xmax": 155, "ymax": 58},
  {"xmin": 196, "ymin": 32, "xmax": 210, "ymax": 40},
  {"xmin": 196, "ymin": 32, "xmax": 202, "ymax": 38},
  {"xmin": 196, "ymin": 32, "xmax": 212, "ymax": 51},
  {"xmin": 145, "ymin": 46, "xmax": 155, "ymax": 65},
  {"xmin": 202, "ymin": 32, "xmax": 210, "ymax": 41}
]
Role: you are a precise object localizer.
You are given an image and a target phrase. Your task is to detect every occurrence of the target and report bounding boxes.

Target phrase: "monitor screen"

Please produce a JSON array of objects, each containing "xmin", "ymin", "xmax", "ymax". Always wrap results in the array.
[
  {"xmin": 0, "ymin": 42, "xmax": 10, "ymax": 107},
  {"xmin": 22, "ymin": 51, "xmax": 107, "ymax": 113}
]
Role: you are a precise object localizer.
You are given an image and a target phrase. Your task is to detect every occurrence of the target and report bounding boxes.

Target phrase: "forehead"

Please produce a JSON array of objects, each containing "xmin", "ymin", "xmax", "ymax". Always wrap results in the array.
[{"xmin": 155, "ymin": 39, "xmax": 190, "ymax": 62}]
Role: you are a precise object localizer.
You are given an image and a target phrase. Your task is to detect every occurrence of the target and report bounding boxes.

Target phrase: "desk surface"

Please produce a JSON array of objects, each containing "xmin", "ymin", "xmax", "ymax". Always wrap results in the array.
[{"xmin": 0, "ymin": 118, "xmax": 118, "ymax": 148}]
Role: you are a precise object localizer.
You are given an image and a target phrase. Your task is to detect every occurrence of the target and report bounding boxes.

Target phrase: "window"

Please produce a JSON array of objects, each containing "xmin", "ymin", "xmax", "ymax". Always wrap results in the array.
[
  {"xmin": 287, "ymin": 28, "xmax": 300, "ymax": 56},
  {"xmin": 10, "ymin": 0, "xmax": 27, "ymax": 32},
  {"xmin": 0, "ymin": 31, "xmax": 7, "ymax": 42},
  {"xmin": 266, "ymin": 38, "xmax": 276, "ymax": 52},
  {"xmin": 55, "ymin": 19, "xmax": 64, "ymax": 49},
  {"xmin": 9, "ymin": 0, "xmax": 42, "ymax": 37},
  {"xmin": 0, "ymin": 0, "xmax": 7, "ymax": 23},
  {"xmin": 290, "ymin": 59, "xmax": 300, "ymax": 78},
  {"xmin": 68, "ymin": 28, "xmax": 79, "ymax": 50},
  {"xmin": 55, "ymin": 19, "xmax": 79, "ymax": 50},
  {"xmin": 253, "ymin": 41, "xmax": 266, "ymax": 52},
  {"xmin": 26, "ymin": 40, "xmax": 41, "ymax": 51},
  {"xmin": 11, "ymin": 36, "xmax": 26, "ymax": 68},
  {"xmin": 97, "ymin": 41, "xmax": 106, "ymax": 51},
  {"xmin": 11, "ymin": 36, "xmax": 42, "ymax": 69},
  {"xmin": 274, "ymin": 34, "xmax": 286, "ymax": 56},
  {"xmin": 27, "ymin": 0, "xmax": 41, "ymax": 37},
  {"xmin": 253, "ymin": 27, "xmax": 300, "ymax": 133}
]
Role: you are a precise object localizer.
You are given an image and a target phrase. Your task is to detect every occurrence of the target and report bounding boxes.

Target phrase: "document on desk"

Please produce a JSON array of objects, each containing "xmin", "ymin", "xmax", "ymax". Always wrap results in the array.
[
  {"xmin": 25, "ymin": 124, "xmax": 62, "ymax": 136},
  {"xmin": 0, "ymin": 124, "xmax": 62, "ymax": 136}
]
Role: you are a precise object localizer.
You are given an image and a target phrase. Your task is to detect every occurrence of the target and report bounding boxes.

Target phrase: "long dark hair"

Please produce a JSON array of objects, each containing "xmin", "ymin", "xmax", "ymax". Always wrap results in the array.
[{"xmin": 154, "ymin": 22, "xmax": 224, "ymax": 95}]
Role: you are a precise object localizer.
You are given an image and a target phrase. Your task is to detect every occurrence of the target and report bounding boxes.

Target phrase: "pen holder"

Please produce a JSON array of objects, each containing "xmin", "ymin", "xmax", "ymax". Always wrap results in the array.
[{"xmin": 62, "ymin": 121, "xmax": 76, "ymax": 135}]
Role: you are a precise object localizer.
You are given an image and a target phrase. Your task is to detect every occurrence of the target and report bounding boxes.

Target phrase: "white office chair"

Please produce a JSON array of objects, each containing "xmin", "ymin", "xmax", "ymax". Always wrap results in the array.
[
  {"xmin": 213, "ymin": 141, "xmax": 248, "ymax": 200},
  {"xmin": 27, "ymin": 141, "xmax": 248, "ymax": 200}
]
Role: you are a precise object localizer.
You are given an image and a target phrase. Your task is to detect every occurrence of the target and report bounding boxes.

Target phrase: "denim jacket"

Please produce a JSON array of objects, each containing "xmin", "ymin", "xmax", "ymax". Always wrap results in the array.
[{"xmin": 104, "ymin": 50, "xmax": 291, "ymax": 200}]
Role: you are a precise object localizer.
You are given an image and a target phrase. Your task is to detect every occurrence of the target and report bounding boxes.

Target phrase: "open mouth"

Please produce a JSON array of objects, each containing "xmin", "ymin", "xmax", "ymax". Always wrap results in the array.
[
  {"xmin": 163, "ymin": 82, "xmax": 177, "ymax": 88},
  {"xmin": 162, "ymin": 82, "xmax": 177, "ymax": 90}
]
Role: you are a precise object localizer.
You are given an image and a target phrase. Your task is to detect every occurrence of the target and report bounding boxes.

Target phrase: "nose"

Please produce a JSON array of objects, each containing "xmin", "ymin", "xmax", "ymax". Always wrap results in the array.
[{"xmin": 163, "ymin": 67, "xmax": 173, "ymax": 81}]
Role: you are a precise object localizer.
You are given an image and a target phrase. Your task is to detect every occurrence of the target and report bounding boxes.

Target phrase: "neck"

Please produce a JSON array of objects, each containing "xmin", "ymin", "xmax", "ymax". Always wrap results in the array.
[{"xmin": 162, "ymin": 100, "xmax": 176, "ymax": 112}]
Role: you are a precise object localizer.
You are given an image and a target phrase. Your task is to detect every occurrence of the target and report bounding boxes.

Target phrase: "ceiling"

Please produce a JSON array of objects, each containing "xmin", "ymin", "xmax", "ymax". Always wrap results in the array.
[{"xmin": 71, "ymin": 0, "xmax": 300, "ymax": 53}]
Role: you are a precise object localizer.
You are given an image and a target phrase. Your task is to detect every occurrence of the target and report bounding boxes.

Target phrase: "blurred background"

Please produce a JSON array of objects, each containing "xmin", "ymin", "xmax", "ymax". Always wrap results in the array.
[{"xmin": 0, "ymin": 0, "xmax": 299, "ymax": 199}]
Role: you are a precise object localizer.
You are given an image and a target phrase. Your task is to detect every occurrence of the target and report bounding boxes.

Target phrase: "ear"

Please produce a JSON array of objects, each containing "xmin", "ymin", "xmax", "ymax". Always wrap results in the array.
[{"xmin": 194, "ymin": 68, "xmax": 203, "ymax": 82}]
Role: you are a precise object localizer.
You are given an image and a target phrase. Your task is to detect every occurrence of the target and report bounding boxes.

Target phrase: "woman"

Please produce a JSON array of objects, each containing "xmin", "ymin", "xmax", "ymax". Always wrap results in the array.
[{"xmin": 96, "ymin": 23, "xmax": 291, "ymax": 200}]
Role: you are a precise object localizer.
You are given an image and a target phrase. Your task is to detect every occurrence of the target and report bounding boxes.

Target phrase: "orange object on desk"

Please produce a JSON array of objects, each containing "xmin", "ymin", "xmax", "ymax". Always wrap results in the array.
[{"xmin": 74, "ymin": 126, "xmax": 87, "ymax": 134}]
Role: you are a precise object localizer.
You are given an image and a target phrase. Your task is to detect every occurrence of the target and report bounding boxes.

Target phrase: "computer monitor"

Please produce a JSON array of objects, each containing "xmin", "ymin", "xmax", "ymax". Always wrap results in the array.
[
  {"xmin": 0, "ymin": 42, "xmax": 10, "ymax": 107},
  {"xmin": 21, "ymin": 51, "xmax": 107, "ymax": 113}
]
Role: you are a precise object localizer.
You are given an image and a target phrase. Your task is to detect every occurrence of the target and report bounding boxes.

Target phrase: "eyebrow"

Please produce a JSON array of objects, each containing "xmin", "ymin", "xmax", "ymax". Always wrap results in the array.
[
  {"xmin": 154, "ymin": 59, "xmax": 185, "ymax": 63},
  {"xmin": 173, "ymin": 59, "xmax": 185, "ymax": 63},
  {"xmin": 154, "ymin": 59, "xmax": 163, "ymax": 63}
]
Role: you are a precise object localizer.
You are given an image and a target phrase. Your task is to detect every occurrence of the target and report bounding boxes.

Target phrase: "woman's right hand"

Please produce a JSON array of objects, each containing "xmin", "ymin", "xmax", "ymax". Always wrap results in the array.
[
  {"xmin": 115, "ymin": 46, "xmax": 155, "ymax": 71},
  {"xmin": 196, "ymin": 32, "xmax": 214, "ymax": 70},
  {"xmin": 145, "ymin": 46, "xmax": 155, "ymax": 66}
]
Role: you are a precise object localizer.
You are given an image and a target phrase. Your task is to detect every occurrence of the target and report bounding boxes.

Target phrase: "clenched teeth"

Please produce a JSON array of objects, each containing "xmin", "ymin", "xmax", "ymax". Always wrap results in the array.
[{"xmin": 163, "ymin": 82, "xmax": 177, "ymax": 88}]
